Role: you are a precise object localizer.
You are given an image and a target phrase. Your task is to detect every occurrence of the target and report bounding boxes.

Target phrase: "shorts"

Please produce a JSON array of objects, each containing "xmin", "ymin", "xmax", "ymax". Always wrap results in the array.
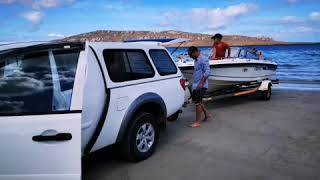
[{"xmin": 192, "ymin": 88, "xmax": 206, "ymax": 105}]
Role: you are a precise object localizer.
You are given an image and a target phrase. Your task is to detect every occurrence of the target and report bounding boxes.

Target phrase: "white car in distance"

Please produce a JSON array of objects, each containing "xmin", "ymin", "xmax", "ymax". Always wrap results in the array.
[{"xmin": 0, "ymin": 40, "xmax": 186, "ymax": 180}]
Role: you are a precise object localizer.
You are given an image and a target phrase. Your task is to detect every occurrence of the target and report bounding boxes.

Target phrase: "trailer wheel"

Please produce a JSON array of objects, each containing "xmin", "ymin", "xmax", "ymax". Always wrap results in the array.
[{"xmin": 261, "ymin": 84, "xmax": 272, "ymax": 100}]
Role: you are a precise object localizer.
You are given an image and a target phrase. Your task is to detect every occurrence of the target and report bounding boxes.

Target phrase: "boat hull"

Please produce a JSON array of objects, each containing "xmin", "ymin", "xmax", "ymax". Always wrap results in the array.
[{"xmin": 178, "ymin": 59, "xmax": 277, "ymax": 93}]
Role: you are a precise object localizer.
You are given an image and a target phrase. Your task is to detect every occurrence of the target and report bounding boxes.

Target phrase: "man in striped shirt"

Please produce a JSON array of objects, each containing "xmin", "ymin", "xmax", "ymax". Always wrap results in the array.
[{"xmin": 188, "ymin": 46, "xmax": 212, "ymax": 128}]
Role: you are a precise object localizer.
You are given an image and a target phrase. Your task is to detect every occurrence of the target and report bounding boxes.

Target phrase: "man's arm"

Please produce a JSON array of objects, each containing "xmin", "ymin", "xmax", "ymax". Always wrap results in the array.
[
  {"xmin": 197, "ymin": 59, "xmax": 211, "ymax": 89},
  {"xmin": 211, "ymin": 47, "xmax": 216, "ymax": 60}
]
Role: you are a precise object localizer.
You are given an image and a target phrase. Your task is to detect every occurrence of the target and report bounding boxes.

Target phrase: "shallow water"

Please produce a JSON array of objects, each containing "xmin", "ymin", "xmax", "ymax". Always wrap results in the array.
[{"xmin": 168, "ymin": 44, "xmax": 320, "ymax": 83}]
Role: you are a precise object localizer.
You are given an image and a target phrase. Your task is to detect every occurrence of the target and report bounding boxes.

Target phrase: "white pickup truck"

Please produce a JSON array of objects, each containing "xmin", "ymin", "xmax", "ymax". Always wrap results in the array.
[{"xmin": 0, "ymin": 40, "xmax": 187, "ymax": 180}]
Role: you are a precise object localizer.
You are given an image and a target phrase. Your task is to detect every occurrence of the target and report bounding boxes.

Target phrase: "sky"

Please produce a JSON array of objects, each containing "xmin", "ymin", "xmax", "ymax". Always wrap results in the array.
[{"xmin": 0, "ymin": 0, "xmax": 320, "ymax": 42}]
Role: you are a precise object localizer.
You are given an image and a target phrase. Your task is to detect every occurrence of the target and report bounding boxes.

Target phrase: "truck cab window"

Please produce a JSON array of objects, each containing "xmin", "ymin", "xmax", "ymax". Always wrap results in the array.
[{"xmin": 0, "ymin": 49, "xmax": 79, "ymax": 115}]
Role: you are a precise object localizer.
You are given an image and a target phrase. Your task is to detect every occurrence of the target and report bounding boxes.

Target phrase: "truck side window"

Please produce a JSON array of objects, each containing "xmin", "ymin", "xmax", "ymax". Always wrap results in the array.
[
  {"xmin": 149, "ymin": 49, "xmax": 177, "ymax": 76},
  {"xmin": 0, "ymin": 49, "xmax": 79, "ymax": 115},
  {"xmin": 103, "ymin": 49, "xmax": 155, "ymax": 82},
  {"xmin": 53, "ymin": 49, "xmax": 80, "ymax": 92}
]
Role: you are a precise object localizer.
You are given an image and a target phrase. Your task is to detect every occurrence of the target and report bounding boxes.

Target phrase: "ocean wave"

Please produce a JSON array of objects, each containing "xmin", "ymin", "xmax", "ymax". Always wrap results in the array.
[{"xmin": 280, "ymin": 64, "xmax": 300, "ymax": 68}]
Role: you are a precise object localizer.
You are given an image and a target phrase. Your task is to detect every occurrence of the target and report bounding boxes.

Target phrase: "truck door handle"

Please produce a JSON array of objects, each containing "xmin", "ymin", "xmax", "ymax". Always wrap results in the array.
[{"xmin": 32, "ymin": 133, "xmax": 72, "ymax": 142}]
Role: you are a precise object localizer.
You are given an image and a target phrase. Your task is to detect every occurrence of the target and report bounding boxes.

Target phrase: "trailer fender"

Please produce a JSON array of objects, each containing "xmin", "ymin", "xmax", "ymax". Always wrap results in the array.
[{"xmin": 258, "ymin": 80, "xmax": 272, "ymax": 91}]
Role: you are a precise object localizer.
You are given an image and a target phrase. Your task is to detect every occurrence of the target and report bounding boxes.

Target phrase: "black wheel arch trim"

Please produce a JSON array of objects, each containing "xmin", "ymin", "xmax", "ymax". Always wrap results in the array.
[
  {"xmin": 116, "ymin": 92, "xmax": 167, "ymax": 143},
  {"xmin": 83, "ymin": 46, "xmax": 110, "ymax": 154}
]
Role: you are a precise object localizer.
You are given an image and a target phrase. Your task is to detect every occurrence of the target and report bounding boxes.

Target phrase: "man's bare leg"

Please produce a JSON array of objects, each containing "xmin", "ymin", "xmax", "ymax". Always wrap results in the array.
[
  {"xmin": 201, "ymin": 104, "xmax": 212, "ymax": 121},
  {"xmin": 196, "ymin": 104, "xmax": 203, "ymax": 122},
  {"xmin": 190, "ymin": 104, "xmax": 203, "ymax": 128}
]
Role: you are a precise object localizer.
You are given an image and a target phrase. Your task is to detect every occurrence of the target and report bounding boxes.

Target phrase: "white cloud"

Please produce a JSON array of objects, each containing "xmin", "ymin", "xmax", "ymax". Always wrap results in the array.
[
  {"xmin": 104, "ymin": 4, "xmax": 126, "ymax": 11},
  {"xmin": 281, "ymin": 16, "xmax": 300, "ymax": 23},
  {"xmin": 294, "ymin": 26, "xmax": 320, "ymax": 33},
  {"xmin": 3, "ymin": 0, "xmax": 76, "ymax": 26},
  {"xmin": 161, "ymin": 3, "xmax": 257, "ymax": 30},
  {"xmin": 21, "ymin": 10, "xmax": 43, "ymax": 24},
  {"xmin": 0, "ymin": 0, "xmax": 16, "ymax": 4},
  {"xmin": 33, "ymin": 0, "xmax": 60, "ymax": 8},
  {"xmin": 192, "ymin": 3, "xmax": 257, "ymax": 29},
  {"xmin": 310, "ymin": 12, "xmax": 320, "ymax": 20},
  {"xmin": 160, "ymin": 10, "xmax": 182, "ymax": 26},
  {"xmin": 32, "ymin": 0, "xmax": 75, "ymax": 9},
  {"xmin": 0, "ymin": 0, "xmax": 75, "ymax": 6},
  {"xmin": 48, "ymin": 33, "xmax": 65, "ymax": 38},
  {"xmin": 285, "ymin": 0, "xmax": 298, "ymax": 4}
]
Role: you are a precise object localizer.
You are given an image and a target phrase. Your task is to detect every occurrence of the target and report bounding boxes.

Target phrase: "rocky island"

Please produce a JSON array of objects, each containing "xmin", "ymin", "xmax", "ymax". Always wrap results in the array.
[{"xmin": 62, "ymin": 30, "xmax": 282, "ymax": 46}]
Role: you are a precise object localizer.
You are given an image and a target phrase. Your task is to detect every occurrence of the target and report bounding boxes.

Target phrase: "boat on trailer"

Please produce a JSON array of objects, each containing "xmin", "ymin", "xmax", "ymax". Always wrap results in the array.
[
  {"xmin": 166, "ymin": 39, "xmax": 278, "ymax": 93},
  {"xmin": 177, "ymin": 56, "xmax": 277, "ymax": 93}
]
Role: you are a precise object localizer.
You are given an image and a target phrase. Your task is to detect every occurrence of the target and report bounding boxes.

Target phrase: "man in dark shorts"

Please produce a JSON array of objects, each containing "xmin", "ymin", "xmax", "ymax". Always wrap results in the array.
[
  {"xmin": 188, "ymin": 46, "xmax": 212, "ymax": 128},
  {"xmin": 211, "ymin": 33, "xmax": 231, "ymax": 60}
]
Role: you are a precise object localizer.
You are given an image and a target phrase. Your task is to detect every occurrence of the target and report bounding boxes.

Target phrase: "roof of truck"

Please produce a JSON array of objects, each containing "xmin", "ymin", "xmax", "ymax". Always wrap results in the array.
[
  {"xmin": 0, "ymin": 41, "xmax": 84, "ymax": 52},
  {"xmin": 0, "ymin": 38, "xmax": 190, "ymax": 53},
  {"xmin": 0, "ymin": 41, "xmax": 86, "ymax": 59},
  {"xmin": 0, "ymin": 40, "xmax": 170, "ymax": 53}
]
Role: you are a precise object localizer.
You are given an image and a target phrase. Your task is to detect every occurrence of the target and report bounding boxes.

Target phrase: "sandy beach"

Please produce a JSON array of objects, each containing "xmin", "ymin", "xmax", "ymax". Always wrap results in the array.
[{"xmin": 83, "ymin": 88, "xmax": 320, "ymax": 180}]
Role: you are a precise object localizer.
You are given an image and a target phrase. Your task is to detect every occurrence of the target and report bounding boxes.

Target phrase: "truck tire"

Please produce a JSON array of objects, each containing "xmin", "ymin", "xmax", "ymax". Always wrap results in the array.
[
  {"xmin": 120, "ymin": 112, "xmax": 159, "ymax": 162},
  {"xmin": 261, "ymin": 84, "xmax": 272, "ymax": 101}
]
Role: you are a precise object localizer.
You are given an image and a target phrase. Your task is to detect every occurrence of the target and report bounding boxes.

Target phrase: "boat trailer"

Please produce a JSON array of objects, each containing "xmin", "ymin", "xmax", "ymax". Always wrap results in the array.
[{"xmin": 184, "ymin": 79, "xmax": 279, "ymax": 105}]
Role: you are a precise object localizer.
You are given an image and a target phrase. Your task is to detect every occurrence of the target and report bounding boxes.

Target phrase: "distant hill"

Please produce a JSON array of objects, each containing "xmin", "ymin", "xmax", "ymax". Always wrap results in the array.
[{"xmin": 61, "ymin": 30, "xmax": 283, "ymax": 46}]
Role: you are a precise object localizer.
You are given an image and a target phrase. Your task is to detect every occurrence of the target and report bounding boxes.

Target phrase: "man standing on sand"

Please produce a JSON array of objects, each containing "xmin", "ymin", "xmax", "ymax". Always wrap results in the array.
[
  {"xmin": 188, "ymin": 46, "xmax": 212, "ymax": 128},
  {"xmin": 211, "ymin": 33, "xmax": 231, "ymax": 60}
]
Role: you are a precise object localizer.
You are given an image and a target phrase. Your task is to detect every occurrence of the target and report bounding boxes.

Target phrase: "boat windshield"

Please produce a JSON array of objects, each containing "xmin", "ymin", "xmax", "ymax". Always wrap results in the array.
[{"xmin": 236, "ymin": 48, "xmax": 269, "ymax": 60}]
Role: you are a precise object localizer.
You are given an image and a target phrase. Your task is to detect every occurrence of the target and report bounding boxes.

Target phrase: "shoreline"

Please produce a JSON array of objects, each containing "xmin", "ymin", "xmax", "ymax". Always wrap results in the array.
[
  {"xmin": 277, "ymin": 79, "xmax": 320, "ymax": 84},
  {"xmin": 273, "ymin": 82, "xmax": 320, "ymax": 91}
]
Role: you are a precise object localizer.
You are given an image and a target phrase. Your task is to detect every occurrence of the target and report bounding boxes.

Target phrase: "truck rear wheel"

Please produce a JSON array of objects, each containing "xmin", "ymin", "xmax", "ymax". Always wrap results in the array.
[{"xmin": 120, "ymin": 112, "xmax": 159, "ymax": 162}]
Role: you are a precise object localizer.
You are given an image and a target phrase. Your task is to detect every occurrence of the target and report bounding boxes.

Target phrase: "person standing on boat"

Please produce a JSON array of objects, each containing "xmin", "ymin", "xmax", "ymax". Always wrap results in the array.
[
  {"xmin": 211, "ymin": 33, "xmax": 231, "ymax": 60},
  {"xmin": 188, "ymin": 46, "xmax": 212, "ymax": 128},
  {"xmin": 250, "ymin": 48, "xmax": 264, "ymax": 60}
]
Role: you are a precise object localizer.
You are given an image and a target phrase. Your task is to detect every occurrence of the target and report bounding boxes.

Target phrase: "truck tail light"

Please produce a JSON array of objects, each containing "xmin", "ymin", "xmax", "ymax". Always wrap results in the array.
[{"xmin": 180, "ymin": 79, "xmax": 186, "ymax": 90}]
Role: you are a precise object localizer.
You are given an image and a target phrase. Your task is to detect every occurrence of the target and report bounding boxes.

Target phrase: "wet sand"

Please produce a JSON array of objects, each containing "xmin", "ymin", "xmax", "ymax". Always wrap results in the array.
[{"xmin": 83, "ymin": 89, "xmax": 320, "ymax": 180}]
